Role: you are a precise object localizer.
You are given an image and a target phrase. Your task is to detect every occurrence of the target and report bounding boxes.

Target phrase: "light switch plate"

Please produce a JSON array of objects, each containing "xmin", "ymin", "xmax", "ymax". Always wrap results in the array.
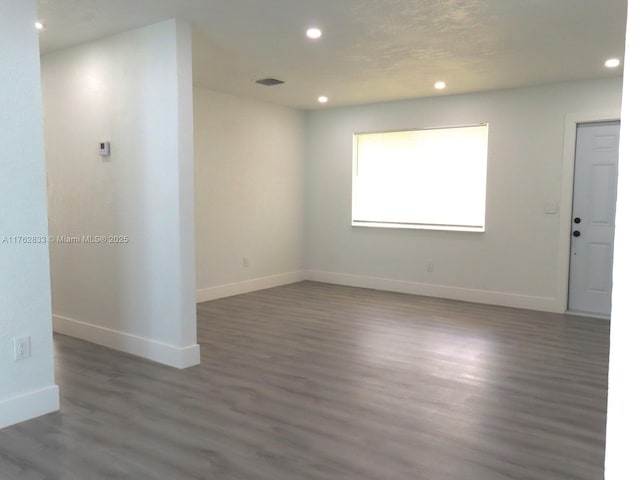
[
  {"xmin": 544, "ymin": 202, "xmax": 558, "ymax": 214},
  {"xmin": 99, "ymin": 141, "xmax": 111, "ymax": 157}
]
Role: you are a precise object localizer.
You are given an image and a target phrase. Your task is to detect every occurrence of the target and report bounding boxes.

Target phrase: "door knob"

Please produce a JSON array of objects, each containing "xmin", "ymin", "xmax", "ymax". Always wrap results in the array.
[
  {"xmin": 573, "ymin": 231, "xmax": 581, "ymax": 237},
  {"xmin": 574, "ymin": 217, "xmax": 582, "ymax": 224}
]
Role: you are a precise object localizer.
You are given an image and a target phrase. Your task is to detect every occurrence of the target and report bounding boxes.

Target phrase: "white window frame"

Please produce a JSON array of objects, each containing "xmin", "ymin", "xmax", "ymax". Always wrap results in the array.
[{"xmin": 351, "ymin": 124, "xmax": 489, "ymax": 232}]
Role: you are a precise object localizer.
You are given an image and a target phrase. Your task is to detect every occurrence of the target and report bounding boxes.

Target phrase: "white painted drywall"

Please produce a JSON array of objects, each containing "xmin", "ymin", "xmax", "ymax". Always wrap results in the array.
[
  {"xmin": 0, "ymin": 0, "xmax": 59, "ymax": 429},
  {"xmin": 42, "ymin": 20, "xmax": 199, "ymax": 368},
  {"xmin": 306, "ymin": 78, "xmax": 623, "ymax": 312},
  {"xmin": 605, "ymin": 0, "xmax": 640, "ymax": 477},
  {"xmin": 194, "ymin": 88, "xmax": 306, "ymax": 301}
]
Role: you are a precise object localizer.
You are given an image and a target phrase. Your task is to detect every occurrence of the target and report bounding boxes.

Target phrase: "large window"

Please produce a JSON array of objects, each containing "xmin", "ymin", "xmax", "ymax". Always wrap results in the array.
[{"xmin": 352, "ymin": 124, "xmax": 489, "ymax": 232}]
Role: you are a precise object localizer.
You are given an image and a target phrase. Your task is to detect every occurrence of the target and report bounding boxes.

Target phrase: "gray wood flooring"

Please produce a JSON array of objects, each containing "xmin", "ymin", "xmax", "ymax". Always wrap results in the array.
[{"xmin": 0, "ymin": 281, "xmax": 610, "ymax": 479}]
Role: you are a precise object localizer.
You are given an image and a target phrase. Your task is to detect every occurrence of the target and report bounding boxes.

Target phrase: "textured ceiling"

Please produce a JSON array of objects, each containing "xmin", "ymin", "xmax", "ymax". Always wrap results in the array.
[{"xmin": 37, "ymin": 0, "xmax": 627, "ymax": 110}]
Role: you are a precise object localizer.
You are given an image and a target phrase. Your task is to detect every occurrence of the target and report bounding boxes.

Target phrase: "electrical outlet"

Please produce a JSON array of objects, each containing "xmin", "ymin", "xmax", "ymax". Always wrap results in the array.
[
  {"xmin": 14, "ymin": 337, "xmax": 31, "ymax": 361},
  {"xmin": 427, "ymin": 262, "xmax": 434, "ymax": 273},
  {"xmin": 243, "ymin": 256, "xmax": 250, "ymax": 268}
]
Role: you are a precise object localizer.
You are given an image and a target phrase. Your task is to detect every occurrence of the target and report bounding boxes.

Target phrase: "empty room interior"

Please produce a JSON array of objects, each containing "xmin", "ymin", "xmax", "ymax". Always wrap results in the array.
[{"xmin": 1, "ymin": 0, "xmax": 639, "ymax": 479}]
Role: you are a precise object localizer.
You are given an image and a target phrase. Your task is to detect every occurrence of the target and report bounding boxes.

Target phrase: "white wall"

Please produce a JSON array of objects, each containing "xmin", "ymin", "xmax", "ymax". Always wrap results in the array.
[
  {"xmin": 306, "ymin": 78, "xmax": 623, "ymax": 312},
  {"xmin": 194, "ymin": 88, "xmax": 306, "ymax": 301},
  {"xmin": 42, "ymin": 20, "xmax": 199, "ymax": 368},
  {"xmin": 606, "ymin": 0, "xmax": 639, "ymax": 477},
  {"xmin": 0, "ymin": 0, "xmax": 59, "ymax": 429}
]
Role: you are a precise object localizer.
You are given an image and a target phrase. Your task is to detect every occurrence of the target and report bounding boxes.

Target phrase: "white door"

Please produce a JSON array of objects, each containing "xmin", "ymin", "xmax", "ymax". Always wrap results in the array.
[{"xmin": 568, "ymin": 121, "xmax": 620, "ymax": 316}]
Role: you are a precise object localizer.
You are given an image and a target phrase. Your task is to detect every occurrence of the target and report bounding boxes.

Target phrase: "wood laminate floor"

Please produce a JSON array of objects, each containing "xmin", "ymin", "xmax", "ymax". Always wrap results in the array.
[{"xmin": 0, "ymin": 282, "xmax": 610, "ymax": 479}]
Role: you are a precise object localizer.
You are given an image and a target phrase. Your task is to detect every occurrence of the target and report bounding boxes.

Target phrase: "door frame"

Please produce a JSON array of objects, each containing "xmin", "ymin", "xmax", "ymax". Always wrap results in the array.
[{"xmin": 556, "ymin": 111, "xmax": 621, "ymax": 314}]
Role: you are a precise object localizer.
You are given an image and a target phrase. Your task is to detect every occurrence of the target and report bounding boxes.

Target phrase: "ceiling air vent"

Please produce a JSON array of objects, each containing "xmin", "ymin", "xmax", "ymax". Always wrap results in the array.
[{"xmin": 256, "ymin": 77, "xmax": 285, "ymax": 86}]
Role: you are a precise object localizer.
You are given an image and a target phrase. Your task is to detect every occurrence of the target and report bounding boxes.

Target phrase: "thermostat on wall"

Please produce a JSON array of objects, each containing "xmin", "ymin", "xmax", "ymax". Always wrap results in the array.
[{"xmin": 99, "ymin": 141, "xmax": 111, "ymax": 157}]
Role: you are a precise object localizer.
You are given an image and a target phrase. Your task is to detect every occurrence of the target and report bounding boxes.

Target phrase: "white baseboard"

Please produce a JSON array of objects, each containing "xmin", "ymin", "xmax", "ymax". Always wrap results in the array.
[
  {"xmin": 53, "ymin": 315, "xmax": 200, "ymax": 369},
  {"xmin": 0, "ymin": 385, "xmax": 60, "ymax": 430},
  {"xmin": 566, "ymin": 309, "xmax": 610, "ymax": 320},
  {"xmin": 306, "ymin": 270, "xmax": 560, "ymax": 313},
  {"xmin": 197, "ymin": 271, "xmax": 306, "ymax": 303}
]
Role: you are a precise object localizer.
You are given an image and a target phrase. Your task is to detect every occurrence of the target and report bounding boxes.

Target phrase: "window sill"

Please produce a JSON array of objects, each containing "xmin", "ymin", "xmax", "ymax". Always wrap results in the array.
[{"xmin": 351, "ymin": 221, "xmax": 485, "ymax": 233}]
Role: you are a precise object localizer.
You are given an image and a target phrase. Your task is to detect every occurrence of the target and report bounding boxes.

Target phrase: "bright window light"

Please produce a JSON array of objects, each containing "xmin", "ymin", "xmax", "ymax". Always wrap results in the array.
[{"xmin": 352, "ymin": 124, "xmax": 489, "ymax": 231}]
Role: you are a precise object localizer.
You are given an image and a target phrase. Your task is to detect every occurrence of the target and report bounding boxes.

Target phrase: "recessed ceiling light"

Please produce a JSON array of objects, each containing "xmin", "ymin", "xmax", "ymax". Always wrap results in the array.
[
  {"xmin": 434, "ymin": 81, "xmax": 446, "ymax": 90},
  {"xmin": 318, "ymin": 96, "xmax": 328, "ymax": 103},
  {"xmin": 306, "ymin": 28, "xmax": 322, "ymax": 39},
  {"xmin": 256, "ymin": 77, "xmax": 285, "ymax": 86},
  {"xmin": 35, "ymin": 22, "xmax": 44, "ymax": 30},
  {"xmin": 605, "ymin": 58, "xmax": 621, "ymax": 68}
]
